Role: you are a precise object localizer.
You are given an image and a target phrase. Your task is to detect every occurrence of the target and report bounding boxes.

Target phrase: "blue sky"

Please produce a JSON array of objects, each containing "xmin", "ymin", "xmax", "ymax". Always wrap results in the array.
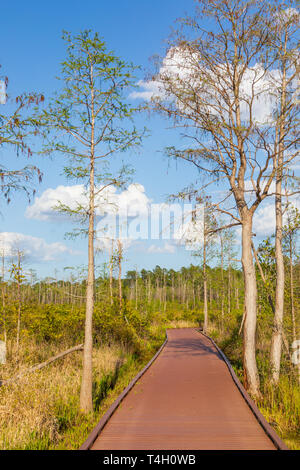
[
  {"xmin": 0, "ymin": 0, "xmax": 299, "ymax": 280},
  {"xmin": 0, "ymin": 0, "xmax": 203, "ymax": 279}
]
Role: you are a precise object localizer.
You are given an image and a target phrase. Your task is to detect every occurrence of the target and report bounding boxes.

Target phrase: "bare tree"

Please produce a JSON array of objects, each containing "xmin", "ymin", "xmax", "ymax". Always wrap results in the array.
[
  {"xmin": 147, "ymin": 0, "xmax": 299, "ymax": 395},
  {"xmin": 267, "ymin": 7, "xmax": 299, "ymax": 384},
  {"xmin": 109, "ymin": 239, "xmax": 114, "ymax": 306},
  {"xmin": 117, "ymin": 239, "xmax": 123, "ymax": 312},
  {"xmin": 283, "ymin": 206, "xmax": 300, "ymax": 382}
]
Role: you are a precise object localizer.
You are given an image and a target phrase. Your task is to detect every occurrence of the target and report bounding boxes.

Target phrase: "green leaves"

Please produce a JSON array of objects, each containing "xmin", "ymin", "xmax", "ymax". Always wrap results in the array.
[
  {"xmin": 10, "ymin": 262, "xmax": 26, "ymax": 285},
  {"xmin": 36, "ymin": 29, "xmax": 146, "ymax": 239},
  {"xmin": 0, "ymin": 75, "xmax": 44, "ymax": 205},
  {"xmin": 38, "ymin": 29, "xmax": 145, "ymax": 177}
]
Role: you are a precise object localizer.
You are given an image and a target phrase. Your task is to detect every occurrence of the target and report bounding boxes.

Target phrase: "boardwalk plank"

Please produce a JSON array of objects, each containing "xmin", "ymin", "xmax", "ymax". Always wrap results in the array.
[{"xmin": 91, "ymin": 329, "xmax": 276, "ymax": 450}]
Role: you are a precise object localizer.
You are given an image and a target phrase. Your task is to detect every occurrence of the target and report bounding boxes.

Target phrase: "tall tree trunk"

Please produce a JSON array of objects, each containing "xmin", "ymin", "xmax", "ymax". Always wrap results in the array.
[
  {"xmin": 16, "ymin": 251, "xmax": 22, "ymax": 358},
  {"xmin": 228, "ymin": 263, "xmax": 231, "ymax": 315},
  {"xmin": 220, "ymin": 235, "xmax": 224, "ymax": 331},
  {"xmin": 203, "ymin": 230, "xmax": 208, "ymax": 334},
  {"xmin": 270, "ymin": 174, "xmax": 285, "ymax": 383},
  {"xmin": 135, "ymin": 269, "xmax": 138, "ymax": 309},
  {"xmin": 172, "ymin": 274, "xmax": 175, "ymax": 302},
  {"xmin": 182, "ymin": 282, "xmax": 186, "ymax": 305},
  {"xmin": 148, "ymin": 275, "xmax": 151, "ymax": 303},
  {"xmin": 289, "ymin": 237, "xmax": 300, "ymax": 383},
  {"xmin": 289, "ymin": 239, "xmax": 296, "ymax": 344},
  {"xmin": 193, "ymin": 278, "xmax": 195, "ymax": 309},
  {"xmin": 80, "ymin": 161, "xmax": 95, "ymax": 413},
  {"xmin": 1, "ymin": 251, "xmax": 7, "ymax": 344},
  {"xmin": 236, "ymin": 286, "xmax": 239, "ymax": 310},
  {"xmin": 80, "ymin": 62, "xmax": 95, "ymax": 413},
  {"xmin": 117, "ymin": 239, "xmax": 122, "ymax": 312},
  {"xmin": 16, "ymin": 279, "xmax": 21, "ymax": 356},
  {"xmin": 270, "ymin": 30, "xmax": 287, "ymax": 384},
  {"xmin": 155, "ymin": 278, "xmax": 159, "ymax": 302},
  {"xmin": 129, "ymin": 282, "xmax": 133, "ymax": 301},
  {"xmin": 241, "ymin": 215, "xmax": 260, "ymax": 397},
  {"xmin": 109, "ymin": 239, "xmax": 113, "ymax": 305},
  {"xmin": 80, "ymin": 158, "xmax": 95, "ymax": 413},
  {"xmin": 163, "ymin": 271, "xmax": 167, "ymax": 312}
]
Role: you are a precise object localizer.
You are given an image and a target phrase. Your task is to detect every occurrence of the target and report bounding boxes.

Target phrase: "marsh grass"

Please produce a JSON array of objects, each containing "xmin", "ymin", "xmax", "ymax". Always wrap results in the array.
[
  {"xmin": 2, "ymin": 318, "xmax": 297, "ymax": 450},
  {"xmin": 0, "ymin": 319, "xmax": 193, "ymax": 450},
  {"xmin": 166, "ymin": 320, "xmax": 198, "ymax": 329},
  {"xmin": 0, "ymin": 340, "xmax": 125, "ymax": 450},
  {"xmin": 257, "ymin": 376, "xmax": 300, "ymax": 450},
  {"xmin": 53, "ymin": 353, "xmax": 147, "ymax": 450}
]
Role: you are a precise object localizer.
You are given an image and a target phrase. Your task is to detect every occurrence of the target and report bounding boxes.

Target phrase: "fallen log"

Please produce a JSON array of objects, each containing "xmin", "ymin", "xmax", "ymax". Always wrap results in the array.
[{"xmin": 0, "ymin": 343, "xmax": 83, "ymax": 387}]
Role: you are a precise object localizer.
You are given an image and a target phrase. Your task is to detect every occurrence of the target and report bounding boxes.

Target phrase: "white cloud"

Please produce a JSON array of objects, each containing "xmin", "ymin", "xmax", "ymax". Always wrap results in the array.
[
  {"xmin": 290, "ymin": 162, "xmax": 300, "ymax": 171},
  {"xmin": 131, "ymin": 46, "xmax": 297, "ymax": 126},
  {"xmin": 173, "ymin": 211, "xmax": 204, "ymax": 251},
  {"xmin": 275, "ymin": 7, "xmax": 299, "ymax": 24},
  {"xmin": 0, "ymin": 232, "xmax": 78, "ymax": 262},
  {"xmin": 129, "ymin": 47, "xmax": 198, "ymax": 102},
  {"xmin": 26, "ymin": 183, "xmax": 152, "ymax": 253},
  {"xmin": 25, "ymin": 185, "xmax": 88, "ymax": 221},
  {"xmin": 129, "ymin": 80, "xmax": 166, "ymax": 101},
  {"xmin": 26, "ymin": 183, "xmax": 151, "ymax": 221},
  {"xmin": 113, "ymin": 183, "xmax": 150, "ymax": 217},
  {"xmin": 253, "ymin": 205, "xmax": 278, "ymax": 237},
  {"xmin": 95, "ymin": 235, "xmax": 134, "ymax": 252},
  {"xmin": 148, "ymin": 242, "xmax": 176, "ymax": 254},
  {"xmin": 244, "ymin": 180, "xmax": 276, "ymax": 203},
  {"xmin": 252, "ymin": 196, "xmax": 300, "ymax": 237},
  {"xmin": 243, "ymin": 178, "xmax": 300, "ymax": 237}
]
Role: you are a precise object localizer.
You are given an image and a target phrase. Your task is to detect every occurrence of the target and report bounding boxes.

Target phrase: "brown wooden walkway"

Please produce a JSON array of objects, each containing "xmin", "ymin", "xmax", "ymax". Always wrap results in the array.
[{"xmin": 89, "ymin": 329, "xmax": 281, "ymax": 450}]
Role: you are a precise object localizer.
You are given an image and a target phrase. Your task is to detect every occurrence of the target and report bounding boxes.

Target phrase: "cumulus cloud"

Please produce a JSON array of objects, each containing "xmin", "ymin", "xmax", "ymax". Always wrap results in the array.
[
  {"xmin": 25, "ymin": 185, "xmax": 88, "ymax": 221},
  {"xmin": 275, "ymin": 7, "xmax": 299, "ymax": 23},
  {"xmin": 26, "ymin": 183, "xmax": 151, "ymax": 222},
  {"xmin": 26, "ymin": 183, "xmax": 154, "ymax": 252},
  {"xmin": 173, "ymin": 208, "xmax": 204, "ymax": 251},
  {"xmin": 113, "ymin": 183, "xmax": 150, "ymax": 217},
  {"xmin": 129, "ymin": 47, "xmax": 197, "ymax": 102},
  {"xmin": 252, "ymin": 196, "xmax": 300, "ymax": 237},
  {"xmin": 94, "ymin": 200, "xmax": 204, "ymax": 252},
  {"xmin": 129, "ymin": 80, "xmax": 166, "ymax": 101},
  {"xmin": 243, "ymin": 180, "xmax": 276, "ymax": 204},
  {"xmin": 290, "ymin": 162, "xmax": 300, "ymax": 171},
  {"xmin": 130, "ymin": 45, "xmax": 297, "ymax": 126},
  {"xmin": 95, "ymin": 235, "xmax": 134, "ymax": 252},
  {"xmin": 252, "ymin": 205, "xmax": 278, "ymax": 237},
  {"xmin": 148, "ymin": 242, "xmax": 176, "ymax": 254},
  {"xmin": 0, "ymin": 232, "xmax": 78, "ymax": 262}
]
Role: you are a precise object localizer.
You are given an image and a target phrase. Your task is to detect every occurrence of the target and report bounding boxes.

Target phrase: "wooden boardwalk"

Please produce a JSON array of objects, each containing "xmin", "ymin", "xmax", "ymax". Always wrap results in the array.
[{"xmin": 84, "ymin": 329, "xmax": 285, "ymax": 450}]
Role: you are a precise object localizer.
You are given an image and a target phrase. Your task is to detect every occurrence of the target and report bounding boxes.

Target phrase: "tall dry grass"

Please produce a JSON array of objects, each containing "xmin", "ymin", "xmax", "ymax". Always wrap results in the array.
[
  {"xmin": 166, "ymin": 320, "xmax": 198, "ymax": 329},
  {"xmin": 0, "ymin": 340, "xmax": 124, "ymax": 449}
]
